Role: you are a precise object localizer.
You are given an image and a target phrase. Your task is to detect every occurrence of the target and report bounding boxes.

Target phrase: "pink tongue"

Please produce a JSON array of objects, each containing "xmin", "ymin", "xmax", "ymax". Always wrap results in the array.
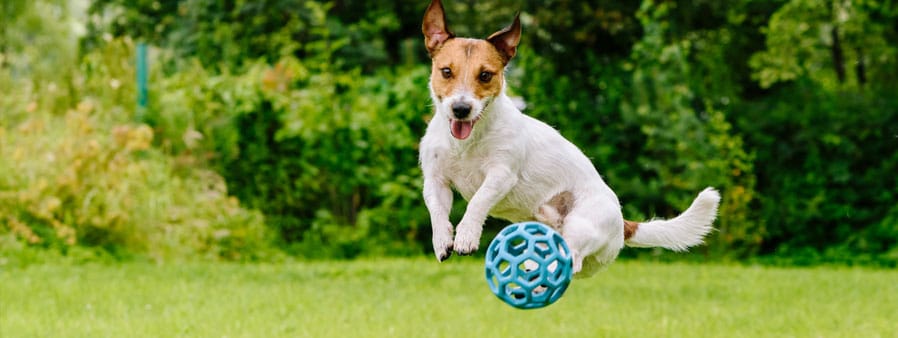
[{"xmin": 451, "ymin": 120, "xmax": 474, "ymax": 140}]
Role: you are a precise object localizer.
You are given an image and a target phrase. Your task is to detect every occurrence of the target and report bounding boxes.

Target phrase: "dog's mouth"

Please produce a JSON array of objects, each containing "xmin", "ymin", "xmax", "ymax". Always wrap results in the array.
[{"xmin": 449, "ymin": 116, "xmax": 480, "ymax": 140}]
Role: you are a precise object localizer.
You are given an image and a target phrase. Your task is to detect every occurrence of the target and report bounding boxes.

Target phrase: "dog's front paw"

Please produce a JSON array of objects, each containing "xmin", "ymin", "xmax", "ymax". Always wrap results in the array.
[
  {"xmin": 434, "ymin": 240, "xmax": 453, "ymax": 262},
  {"xmin": 432, "ymin": 222, "xmax": 454, "ymax": 262},
  {"xmin": 453, "ymin": 236, "xmax": 479, "ymax": 255},
  {"xmin": 453, "ymin": 228, "xmax": 481, "ymax": 256}
]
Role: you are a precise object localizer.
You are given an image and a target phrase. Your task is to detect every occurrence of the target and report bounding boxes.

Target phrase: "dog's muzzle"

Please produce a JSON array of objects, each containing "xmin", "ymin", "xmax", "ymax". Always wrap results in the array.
[{"xmin": 446, "ymin": 97, "xmax": 491, "ymax": 140}]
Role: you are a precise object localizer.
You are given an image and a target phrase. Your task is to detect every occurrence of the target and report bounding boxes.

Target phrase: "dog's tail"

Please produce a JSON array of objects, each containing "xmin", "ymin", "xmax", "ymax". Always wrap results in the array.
[{"xmin": 624, "ymin": 188, "xmax": 720, "ymax": 251}]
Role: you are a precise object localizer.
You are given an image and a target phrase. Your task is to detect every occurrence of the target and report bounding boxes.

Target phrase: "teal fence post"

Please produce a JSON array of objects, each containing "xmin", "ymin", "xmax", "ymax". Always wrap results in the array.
[{"xmin": 136, "ymin": 42, "xmax": 148, "ymax": 122}]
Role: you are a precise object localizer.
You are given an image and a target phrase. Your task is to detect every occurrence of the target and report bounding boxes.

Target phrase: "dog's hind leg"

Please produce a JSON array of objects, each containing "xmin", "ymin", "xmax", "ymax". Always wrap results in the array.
[
  {"xmin": 559, "ymin": 214, "xmax": 601, "ymax": 274},
  {"xmin": 560, "ymin": 200, "xmax": 624, "ymax": 276}
]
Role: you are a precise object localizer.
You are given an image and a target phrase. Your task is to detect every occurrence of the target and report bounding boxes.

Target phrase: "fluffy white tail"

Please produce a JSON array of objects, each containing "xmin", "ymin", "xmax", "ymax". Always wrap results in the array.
[{"xmin": 625, "ymin": 188, "xmax": 721, "ymax": 251}]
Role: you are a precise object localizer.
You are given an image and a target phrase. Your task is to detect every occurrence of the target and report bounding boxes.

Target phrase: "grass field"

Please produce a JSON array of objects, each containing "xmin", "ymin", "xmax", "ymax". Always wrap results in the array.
[{"xmin": 2, "ymin": 258, "xmax": 896, "ymax": 337}]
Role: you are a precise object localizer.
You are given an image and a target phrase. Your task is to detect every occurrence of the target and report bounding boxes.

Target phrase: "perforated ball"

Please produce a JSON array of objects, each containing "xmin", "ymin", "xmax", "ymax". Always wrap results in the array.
[{"xmin": 484, "ymin": 222, "xmax": 573, "ymax": 309}]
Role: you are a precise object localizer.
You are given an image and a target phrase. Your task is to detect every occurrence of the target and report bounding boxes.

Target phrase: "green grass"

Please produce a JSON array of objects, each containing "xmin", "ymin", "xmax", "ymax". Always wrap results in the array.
[{"xmin": 2, "ymin": 258, "xmax": 896, "ymax": 337}]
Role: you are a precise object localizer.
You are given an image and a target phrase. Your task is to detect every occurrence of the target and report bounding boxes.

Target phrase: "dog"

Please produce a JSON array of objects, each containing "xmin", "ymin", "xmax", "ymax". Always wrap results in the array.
[{"xmin": 418, "ymin": 0, "xmax": 721, "ymax": 277}]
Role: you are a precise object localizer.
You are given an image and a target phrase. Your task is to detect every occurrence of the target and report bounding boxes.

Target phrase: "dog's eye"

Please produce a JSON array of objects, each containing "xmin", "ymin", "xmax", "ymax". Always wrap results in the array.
[
  {"xmin": 441, "ymin": 68, "xmax": 452, "ymax": 79},
  {"xmin": 479, "ymin": 71, "xmax": 493, "ymax": 83}
]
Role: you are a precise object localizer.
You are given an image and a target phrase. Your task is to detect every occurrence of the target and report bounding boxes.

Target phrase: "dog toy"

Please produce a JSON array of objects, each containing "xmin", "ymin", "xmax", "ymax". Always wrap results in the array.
[{"xmin": 485, "ymin": 222, "xmax": 572, "ymax": 309}]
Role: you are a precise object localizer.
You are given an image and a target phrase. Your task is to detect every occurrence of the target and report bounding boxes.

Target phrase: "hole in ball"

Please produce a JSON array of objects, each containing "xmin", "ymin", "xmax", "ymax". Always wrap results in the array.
[
  {"xmin": 506, "ymin": 236, "xmax": 527, "ymax": 256},
  {"xmin": 499, "ymin": 260, "xmax": 512, "ymax": 277},
  {"xmin": 506, "ymin": 282, "xmax": 527, "ymax": 299}
]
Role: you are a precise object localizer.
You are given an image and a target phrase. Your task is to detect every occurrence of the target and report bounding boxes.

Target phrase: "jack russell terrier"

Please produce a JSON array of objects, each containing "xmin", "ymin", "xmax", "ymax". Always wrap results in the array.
[{"xmin": 418, "ymin": 0, "xmax": 720, "ymax": 277}]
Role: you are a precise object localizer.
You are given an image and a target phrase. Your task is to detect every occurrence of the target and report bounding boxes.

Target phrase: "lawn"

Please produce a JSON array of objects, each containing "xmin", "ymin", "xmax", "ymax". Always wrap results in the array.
[{"xmin": 2, "ymin": 258, "xmax": 896, "ymax": 337}]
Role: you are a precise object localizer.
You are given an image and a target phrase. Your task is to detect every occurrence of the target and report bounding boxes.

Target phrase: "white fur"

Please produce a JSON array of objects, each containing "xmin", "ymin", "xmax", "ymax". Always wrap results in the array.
[
  {"xmin": 419, "ymin": 69, "xmax": 720, "ymax": 278},
  {"xmin": 625, "ymin": 188, "xmax": 721, "ymax": 251}
]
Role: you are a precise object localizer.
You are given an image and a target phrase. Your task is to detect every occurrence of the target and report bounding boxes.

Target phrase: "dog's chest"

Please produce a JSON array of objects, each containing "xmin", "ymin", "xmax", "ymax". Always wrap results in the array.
[
  {"xmin": 440, "ymin": 146, "xmax": 533, "ymax": 221},
  {"xmin": 444, "ymin": 151, "xmax": 487, "ymax": 201}
]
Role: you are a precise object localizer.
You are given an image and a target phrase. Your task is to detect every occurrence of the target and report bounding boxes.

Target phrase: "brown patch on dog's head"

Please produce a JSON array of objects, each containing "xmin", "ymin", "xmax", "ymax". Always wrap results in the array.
[
  {"xmin": 623, "ymin": 220, "xmax": 639, "ymax": 240},
  {"xmin": 428, "ymin": 38, "xmax": 507, "ymax": 102}
]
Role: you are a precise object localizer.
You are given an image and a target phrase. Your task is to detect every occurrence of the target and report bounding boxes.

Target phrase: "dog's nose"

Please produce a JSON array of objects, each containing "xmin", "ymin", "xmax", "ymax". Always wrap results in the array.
[{"xmin": 451, "ymin": 102, "xmax": 472, "ymax": 119}]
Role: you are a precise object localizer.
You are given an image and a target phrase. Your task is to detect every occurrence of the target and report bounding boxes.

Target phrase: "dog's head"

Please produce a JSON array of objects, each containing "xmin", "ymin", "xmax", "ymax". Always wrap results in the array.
[{"xmin": 422, "ymin": 0, "xmax": 521, "ymax": 140}]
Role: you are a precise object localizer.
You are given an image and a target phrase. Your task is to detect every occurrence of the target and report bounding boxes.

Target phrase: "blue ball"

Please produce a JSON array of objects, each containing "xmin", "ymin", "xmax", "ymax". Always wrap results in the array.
[{"xmin": 485, "ymin": 222, "xmax": 573, "ymax": 309}]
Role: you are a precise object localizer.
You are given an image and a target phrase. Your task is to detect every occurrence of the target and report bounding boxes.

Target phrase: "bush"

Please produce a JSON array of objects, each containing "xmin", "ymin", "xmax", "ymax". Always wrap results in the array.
[
  {"xmin": 736, "ymin": 84, "xmax": 898, "ymax": 266},
  {"xmin": 0, "ymin": 38, "xmax": 272, "ymax": 263},
  {"xmin": 217, "ymin": 59, "xmax": 433, "ymax": 258}
]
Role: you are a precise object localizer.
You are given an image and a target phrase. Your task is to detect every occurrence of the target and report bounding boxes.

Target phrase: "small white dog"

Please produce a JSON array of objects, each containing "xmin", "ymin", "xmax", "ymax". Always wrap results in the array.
[{"xmin": 419, "ymin": 0, "xmax": 721, "ymax": 277}]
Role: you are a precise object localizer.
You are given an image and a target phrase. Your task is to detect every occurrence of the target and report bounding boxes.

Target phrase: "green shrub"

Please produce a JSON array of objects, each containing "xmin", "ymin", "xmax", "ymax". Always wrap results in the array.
[
  {"xmin": 740, "ymin": 0, "xmax": 898, "ymax": 265},
  {"xmin": 0, "ymin": 38, "xmax": 272, "ymax": 263},
  {"xmin": 0, "ymin": 106, "xmax": 271, "ymax": 262},
  {"xmin": 735, "ymin": 84, "xmax": 898, "ymax": 266},
  {"xmin": 218, "ymin": 60, "xmax": 432, "ymax": 258},
  {"xmin": 132, "ymin": 41, "xmax": 433, "ymax": 258}
]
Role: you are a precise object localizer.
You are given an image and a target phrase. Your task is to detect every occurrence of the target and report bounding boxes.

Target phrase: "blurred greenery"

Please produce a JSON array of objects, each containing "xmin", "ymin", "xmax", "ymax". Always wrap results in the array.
[{"xmin": 1, "ymin": 0, "xmax": 896, "ymax": 266}]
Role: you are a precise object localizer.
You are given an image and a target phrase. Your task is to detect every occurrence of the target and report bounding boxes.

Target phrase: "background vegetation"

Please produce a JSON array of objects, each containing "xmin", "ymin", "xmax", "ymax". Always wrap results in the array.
[{"xmin": 1, "ymin": 0, "xmax": 896, "ymax": 266}]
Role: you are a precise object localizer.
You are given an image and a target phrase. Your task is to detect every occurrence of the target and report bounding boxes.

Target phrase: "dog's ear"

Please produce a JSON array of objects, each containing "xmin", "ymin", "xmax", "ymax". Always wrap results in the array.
[
  {"xmin": 487, "ymin": 13, "xmax": 522, "ymax": 63},
  {"xmin": 422, "ymin": 0, "xmax": 454, "ymax": 56}
]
